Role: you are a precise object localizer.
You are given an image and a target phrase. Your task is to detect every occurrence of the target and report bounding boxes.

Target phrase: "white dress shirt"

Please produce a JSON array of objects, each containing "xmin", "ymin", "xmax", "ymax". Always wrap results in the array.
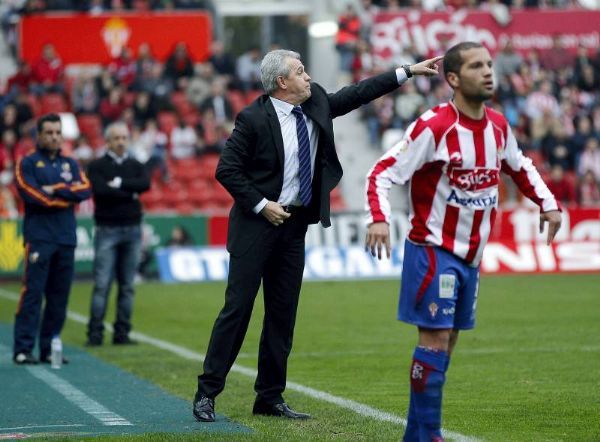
[{"xmin": 252, "ymin": 68, "xmax": 408, "ymax": 214}]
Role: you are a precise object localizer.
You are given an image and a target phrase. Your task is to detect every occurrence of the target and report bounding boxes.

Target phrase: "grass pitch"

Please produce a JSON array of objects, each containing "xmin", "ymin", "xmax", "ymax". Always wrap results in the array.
[{"xmin": 1, "ymin": 274, "xmax": 599, "ymax": 441}]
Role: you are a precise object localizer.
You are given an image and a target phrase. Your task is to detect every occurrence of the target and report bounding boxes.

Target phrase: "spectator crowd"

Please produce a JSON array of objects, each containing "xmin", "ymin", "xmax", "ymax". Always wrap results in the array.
[
  {"xmin": 0, "ymin": 2, "xmax": 270, "ymax": 215},
  {"xmin": 339, "ymin": 0, "xmax": 600, "ymax": 208},
  {"xmin": 0, "ymin": 0, "xmax": 598, "ymax": 218}
]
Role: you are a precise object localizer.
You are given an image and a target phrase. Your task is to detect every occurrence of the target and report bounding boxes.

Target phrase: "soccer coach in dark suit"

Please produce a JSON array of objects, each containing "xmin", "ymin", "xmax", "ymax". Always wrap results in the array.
[{"xmin": 193, "ymin": 49, "xmax": 442, "ymax": 422}]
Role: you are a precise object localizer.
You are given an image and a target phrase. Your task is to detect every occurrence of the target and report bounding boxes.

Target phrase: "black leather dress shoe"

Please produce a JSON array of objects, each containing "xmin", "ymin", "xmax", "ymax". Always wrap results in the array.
[
  {"xmin": 112, "ymin": 336, "xmax": 138, "ymax": 345},
  {"xmin": 252, "ymin": 402, "xmax": 311, "ymax": 419},
  {"xmin": 193, "ymin": 393, "xmax": 215, "ymax": 422}
]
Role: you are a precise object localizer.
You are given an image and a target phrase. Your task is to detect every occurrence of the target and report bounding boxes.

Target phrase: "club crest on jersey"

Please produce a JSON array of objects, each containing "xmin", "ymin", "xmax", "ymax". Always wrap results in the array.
[
  {"xmin": 448, "ymin": 168, "xmax": 499, "ymax": 191},
  {"xmin": 35, "ymin": 160, "xmax": 45, "ymax": 168},
  {"xmin": 428, "ymin": 302, "xmax": 438, "ymax": 318}
]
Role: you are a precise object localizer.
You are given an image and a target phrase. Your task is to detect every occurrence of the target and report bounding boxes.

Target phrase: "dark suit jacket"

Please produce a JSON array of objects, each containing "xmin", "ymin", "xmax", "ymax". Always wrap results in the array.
[{"xmin": 216, "ymin": 70, "xmax": 401, "ymax": 256}]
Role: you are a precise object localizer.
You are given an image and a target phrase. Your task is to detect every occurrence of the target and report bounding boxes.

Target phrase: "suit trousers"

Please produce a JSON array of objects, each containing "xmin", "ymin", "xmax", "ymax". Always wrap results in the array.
[{"xmin": 198, "ymin": 211, "xmax": 309, "ymax": 403}]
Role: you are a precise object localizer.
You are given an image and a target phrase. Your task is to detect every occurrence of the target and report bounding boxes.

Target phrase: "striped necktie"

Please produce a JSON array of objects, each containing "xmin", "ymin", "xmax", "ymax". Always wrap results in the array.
[{"xmin": 292, "ymin": 106, "xmax": 312, "ymax": 207}]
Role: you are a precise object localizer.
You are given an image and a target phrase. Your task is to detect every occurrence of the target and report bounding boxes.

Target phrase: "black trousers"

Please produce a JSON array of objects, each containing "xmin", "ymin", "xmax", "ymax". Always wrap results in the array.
[
  {"xmin": 14, "ymin": 241, "xmax": 75, "ymax": 358},
  {"xmin": 198, "ymin": 211, "xmax": 308, "ymax": 404}
]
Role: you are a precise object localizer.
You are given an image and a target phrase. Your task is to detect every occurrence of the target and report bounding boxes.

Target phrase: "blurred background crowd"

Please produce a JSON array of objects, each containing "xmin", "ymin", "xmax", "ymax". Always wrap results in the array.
[{"xmin": 0, "ymin": 0, "xmax": 598, "ymax": 220}]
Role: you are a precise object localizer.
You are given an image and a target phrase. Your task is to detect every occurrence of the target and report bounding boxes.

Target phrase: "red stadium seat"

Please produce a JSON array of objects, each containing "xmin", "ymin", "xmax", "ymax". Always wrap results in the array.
[
  {"xmin": 227, "ymin": 90, "xmax": 246, "ymax": 116},
  {"xmin": 26, "ymin": 94, "xmax": 42, "ymax": 117},
  {"xmin": 171, "ymin": 158, "xmax": 202, "ymax": 182},
  {"xmin": 163, "ymin": 189, "xmax": 189, "ymax": 208},
  {"xmin": 158, "ymin": 111, "xmax": 179, "ymax": 137},
  {"xmin": 40, "ymin": 93, "xmax": 68, "ymax": 114},
  {"xmin": 175, "ymin": 201, "xmax": 195, "ymax": 214},
  {"xmin": 14, "ymin": 137, "xmax": 36, "ymax": 161},
  {"xmin": 330, "ymin": 187, "xmax": 347, "ymax": 211},
  {"xmin": 245, "ymin": 89, "xmax": 263, "ymax": 105},
  {"xmin": 182, "ymin": 110, "xmax": 201, "ymax": 127},
  {"xmin": 198, "ymin": 154, "xmax": 221, "ymax": 180},
  {"xmin": 171, "ymin": 91, "xmax": 195, "ymax": 116},
  {"xmin": 90, "ymin": 136, "xmax": 105, "ymax": 149},
  {"xmin": 187, "ymin": 180, "xmax": 211, "ymax": 206},
  {"xmin": 124, "ymin": 92, "xmax": 137, "ymax": 107},
  {"xmin": 210, "ymin": 182, "xmax": 233, "ymax": 207},
  {"xmin": 77, "ymin": 114, "xmax": 103, "ymax": 140},
  {"xmin": 139, "ymin": 188, "xmax": 164, "ymax": 210}
]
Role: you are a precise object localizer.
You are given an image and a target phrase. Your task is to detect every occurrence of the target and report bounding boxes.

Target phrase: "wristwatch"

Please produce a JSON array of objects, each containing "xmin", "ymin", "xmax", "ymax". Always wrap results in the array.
[{"xmin": 402, "ymin": 64, "xmax": 413, "ymax": 78}]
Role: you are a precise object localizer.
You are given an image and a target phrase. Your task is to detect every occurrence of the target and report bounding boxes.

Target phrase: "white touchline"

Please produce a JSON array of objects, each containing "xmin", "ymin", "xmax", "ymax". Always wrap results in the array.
[
  {"xmin": 0, "ymin": 288, "xmax": 479, "ymax": 441},
  {"xmin": 0, "ymin": 424, "xmax": 85, "ymax": 431},
  {"xmin": 26, "ymin": 367, "xmax": 133, "ymax": 427}
]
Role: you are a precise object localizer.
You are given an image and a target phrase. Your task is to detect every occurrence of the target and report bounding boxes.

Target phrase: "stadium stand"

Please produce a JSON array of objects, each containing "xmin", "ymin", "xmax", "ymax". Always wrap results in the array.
[{"xmin": 0, "ymin": 1, "xmax": 598, "ymax": 218}]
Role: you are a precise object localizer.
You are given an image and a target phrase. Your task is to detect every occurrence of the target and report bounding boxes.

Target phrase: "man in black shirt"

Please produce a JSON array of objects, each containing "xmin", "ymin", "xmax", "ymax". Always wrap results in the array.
[{"xmin": 86, "ymin": 121, "xmax": 150, "ymax": 346}]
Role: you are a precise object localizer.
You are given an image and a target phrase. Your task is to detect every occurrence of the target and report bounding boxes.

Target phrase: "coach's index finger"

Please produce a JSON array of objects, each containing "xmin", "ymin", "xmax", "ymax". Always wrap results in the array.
[{"xmin": 410, "ymin": 55, "xmax": 444, "ymax": 76}]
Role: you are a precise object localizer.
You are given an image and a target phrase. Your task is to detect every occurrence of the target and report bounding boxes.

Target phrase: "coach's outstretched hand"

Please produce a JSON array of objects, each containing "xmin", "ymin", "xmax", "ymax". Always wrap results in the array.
[
  {"xmin": 539, "ymin": 210, "xmax": 562, "ymax": 245},
  {"xmin": 408, "ymin": 55, "xmax": 444, "ymax": 77}
]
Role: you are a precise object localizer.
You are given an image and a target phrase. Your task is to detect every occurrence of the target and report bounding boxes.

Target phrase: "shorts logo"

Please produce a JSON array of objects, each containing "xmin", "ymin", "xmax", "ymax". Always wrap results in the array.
[
  {"xmin": 439, "ymin": 274, "xmax": 455, "ymax": 299},
  {"xmin": 442, "ymin": 307, "xmax": 455, "ymax": 316},
  {"xmin": 29, "ymin": 251, "xmax": 39, "ymax": 263},
  {"xmin": 428, "ymin": 302, "xmax": 438, "ymax": 318}
]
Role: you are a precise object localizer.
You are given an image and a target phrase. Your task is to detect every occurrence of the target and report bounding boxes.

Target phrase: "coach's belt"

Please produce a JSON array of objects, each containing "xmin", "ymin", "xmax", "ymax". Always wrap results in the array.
[{"xmin": 282, "ymin": 205, "xmax": 305, "ymax": 214}]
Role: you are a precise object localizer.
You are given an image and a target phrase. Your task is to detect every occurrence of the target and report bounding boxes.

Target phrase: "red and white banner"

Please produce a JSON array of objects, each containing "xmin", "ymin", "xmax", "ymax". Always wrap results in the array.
[
  {"xmin": 482, "ymin": 207, "xmax": 600, "ymax": 274},
  {"xmin": 19, "ymin": 13, "xmax": 212, "ymax": 65},
  {"xmin": 371, "ymin": 9, "xmax": 600, "ymax": 63},
  {"xmin": 208, "ymin": 208, "xmax": 599, "ymax": 275}
]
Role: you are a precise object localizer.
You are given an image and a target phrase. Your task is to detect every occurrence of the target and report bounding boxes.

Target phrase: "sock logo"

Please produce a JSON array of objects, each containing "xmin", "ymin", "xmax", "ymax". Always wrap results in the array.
[
  {"xmin": 410, "ymin": 359, "xmax": 430, "ymax": 392},
  {"xmin": 411, "ymin": 362, "xmax": 423, "ymax": 380}
]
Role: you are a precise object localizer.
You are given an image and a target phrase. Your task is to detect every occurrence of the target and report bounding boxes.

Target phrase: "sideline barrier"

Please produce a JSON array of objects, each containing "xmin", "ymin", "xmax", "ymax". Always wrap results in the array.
[
  {"xmin": 1, "ymin": 208, "xmax": 597, "ymax": 280},
  {"xmin": 0, "ymin": 215, "xmax": 207, "ymax": 277},
  {"xmin": 155, "ymin": 208, "xmax": 600, "ymax": 282}
]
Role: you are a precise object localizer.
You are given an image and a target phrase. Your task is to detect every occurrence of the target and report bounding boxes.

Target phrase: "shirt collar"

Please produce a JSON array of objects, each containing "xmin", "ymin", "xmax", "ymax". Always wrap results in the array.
[
  {"xmin": 107, "ymin": 149, "xmax": 128, "ymax": 164},
  {"xmin": 269, "ymin": 96, "xmax": 295, "ymax": 117}
]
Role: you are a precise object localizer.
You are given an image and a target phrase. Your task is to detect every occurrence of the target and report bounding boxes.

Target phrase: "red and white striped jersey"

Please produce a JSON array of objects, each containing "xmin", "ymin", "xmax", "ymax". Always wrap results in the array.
[{"xmin": 365, "ymin": 101, "xmax": 559, "ymax": 266}]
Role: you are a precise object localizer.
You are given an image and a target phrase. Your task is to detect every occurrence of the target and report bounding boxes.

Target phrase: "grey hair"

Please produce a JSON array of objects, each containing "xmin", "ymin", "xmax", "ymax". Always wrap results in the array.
[
  {"xmin": 104, "ymin": 121, "xmax": 129, "ymax": 140},
  {"xmin": 260, "ymin": 49, "xmax": 301, "ymax": 95}
]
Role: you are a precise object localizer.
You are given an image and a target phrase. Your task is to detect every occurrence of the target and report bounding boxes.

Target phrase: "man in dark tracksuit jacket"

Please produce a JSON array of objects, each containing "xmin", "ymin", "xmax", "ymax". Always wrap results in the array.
[{"xmin": 13, "ymin": 113, "xmax": 92, "ymax": 364}]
